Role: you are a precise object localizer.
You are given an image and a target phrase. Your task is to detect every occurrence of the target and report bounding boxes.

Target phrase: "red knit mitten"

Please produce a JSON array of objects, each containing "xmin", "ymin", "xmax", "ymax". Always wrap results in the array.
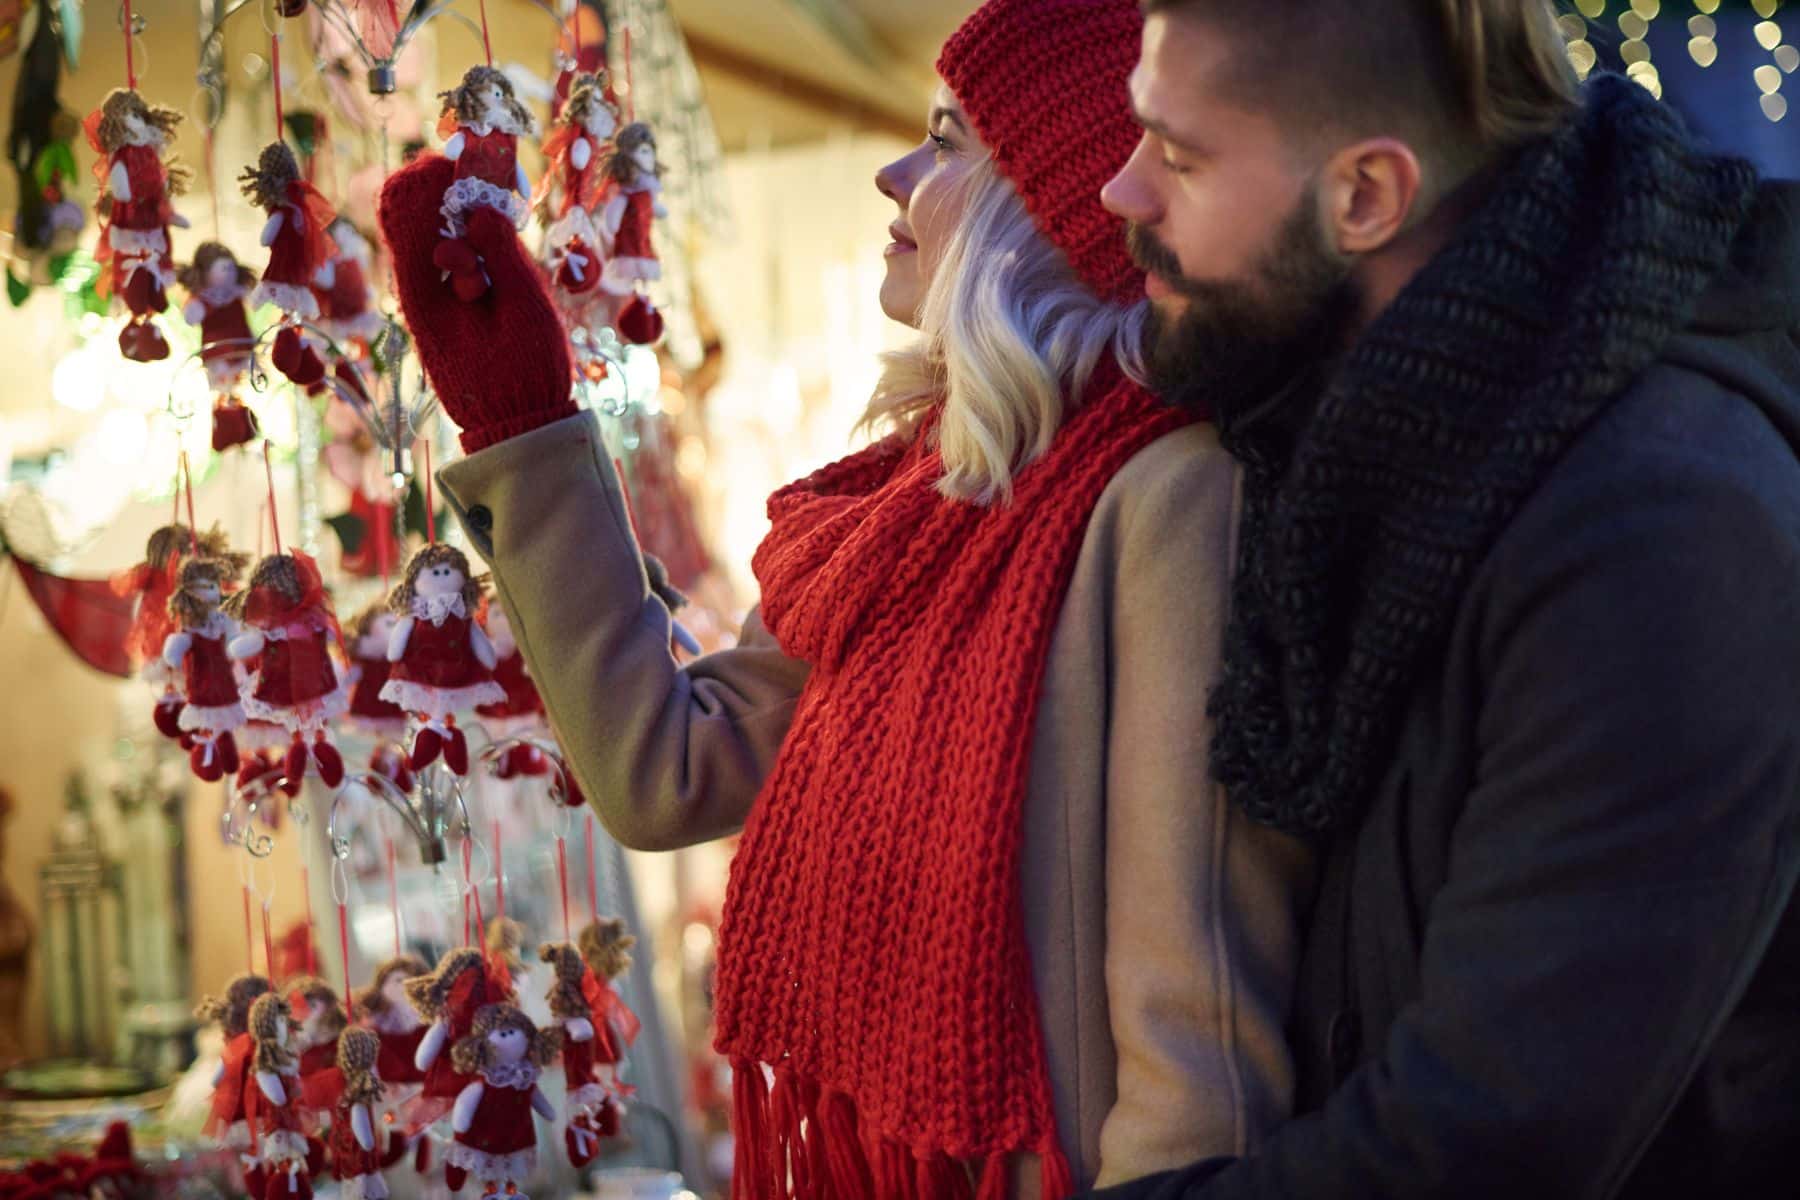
[{"xmin": 378, "ymin": 155, "xmax": 575, "ymax": 453}]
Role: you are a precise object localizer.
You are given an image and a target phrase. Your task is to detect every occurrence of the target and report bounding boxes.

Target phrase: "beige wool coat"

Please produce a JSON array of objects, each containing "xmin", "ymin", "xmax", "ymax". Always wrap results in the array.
[{"xmin": 437, "ymin": 410, "xmax": 1315, "ymax": 1192}]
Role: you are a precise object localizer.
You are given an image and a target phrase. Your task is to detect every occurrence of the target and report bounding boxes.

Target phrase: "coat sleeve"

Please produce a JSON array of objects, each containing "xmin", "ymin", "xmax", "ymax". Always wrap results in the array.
[
  {"xmin": 1095, "ymin": 429, "xmax": 1316, "ymax": 1185},
  {"xmin": 436, "ymin": 411, "xmax": 811, "ymax": 851},
  {"xmin": 1088, "ymin": 389, "xmax": 1800, "ymax": 1200}
]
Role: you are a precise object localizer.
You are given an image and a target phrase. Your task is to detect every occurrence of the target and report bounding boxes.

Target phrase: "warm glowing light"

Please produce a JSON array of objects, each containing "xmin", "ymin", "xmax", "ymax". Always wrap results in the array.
[{"xmin": 52, "ymin": 346, "xmax": 107, "ymax": 412}]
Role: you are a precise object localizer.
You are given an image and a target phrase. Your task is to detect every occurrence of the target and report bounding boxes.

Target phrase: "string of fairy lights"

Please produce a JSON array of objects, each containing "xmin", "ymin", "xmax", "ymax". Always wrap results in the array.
[{"xmin": 1560, "ymin": 0, "xmax": 1794, "ymax": 120}]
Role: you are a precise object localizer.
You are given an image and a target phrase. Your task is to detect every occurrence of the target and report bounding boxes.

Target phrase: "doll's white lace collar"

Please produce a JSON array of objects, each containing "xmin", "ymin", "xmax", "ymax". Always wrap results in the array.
[{"xmin": 412, "ymin": 593, "xmax": 467, "ymax": 625}]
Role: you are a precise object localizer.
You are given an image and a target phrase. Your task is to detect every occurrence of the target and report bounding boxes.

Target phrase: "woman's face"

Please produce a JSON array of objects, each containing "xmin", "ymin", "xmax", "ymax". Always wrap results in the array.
[{"xmin": 874, "ymin": 81, "xmax": 992, "ymax": 327}]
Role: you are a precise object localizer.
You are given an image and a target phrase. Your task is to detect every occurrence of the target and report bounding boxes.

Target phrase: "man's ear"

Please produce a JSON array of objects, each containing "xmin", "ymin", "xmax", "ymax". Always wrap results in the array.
[{"xmin": 1318, "ymin": 137, "xmax": 1423, "ymax": 256}]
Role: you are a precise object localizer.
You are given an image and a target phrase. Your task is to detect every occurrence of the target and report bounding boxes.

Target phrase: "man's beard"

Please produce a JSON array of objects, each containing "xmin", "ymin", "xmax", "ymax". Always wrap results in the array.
[{"xmin": 1128, "ymin": 193, "xmax": 1357, "ymax": 449}]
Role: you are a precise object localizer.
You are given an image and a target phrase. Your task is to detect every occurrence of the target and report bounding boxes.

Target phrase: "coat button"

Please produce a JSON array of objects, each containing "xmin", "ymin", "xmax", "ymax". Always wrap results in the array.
[
  {"xmin": 467, "ymin": 504, "xmax": 494, "ymax": 533},
  {"xmin": 1327, "ymin": 1010, "xmax": 1361, "ymax": 1078}
]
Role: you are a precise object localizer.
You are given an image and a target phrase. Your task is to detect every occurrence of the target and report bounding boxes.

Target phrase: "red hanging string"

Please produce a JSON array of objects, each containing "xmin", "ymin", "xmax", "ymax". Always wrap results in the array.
[
  {"xmin": 262, "ymin": 442, "xmax": 283, "ymax": 556},
  {"xmin": 270, "ymin": 33, "xmax": 284, "ymax": 141},
  {"xmin": 461, "ymin": 834, "xmax": 474, "ymax": 947},
  {"xmin": 338, "ymin": 897, "xmax": 356, "ymax": 1021},
  {"xmin": 122, "ymin": 0, "xmax": 137, "ymax": 90},
  {"xmin": 170, "ymin": 463, "xmax": 181, "ymax": 528},
  {"xmin": 423, "ymin": 442, "xmax": 436, "ymax": 543},
  {"xmin": 476, "ymin": 0, "xmax": 493, "ymax": 65},
  {"xmin": 622, "ymin": 24, "xmax": 634, "ymax": 122},
  {"xmin": 613, "ymin": 458, "xmax": 643, "ymax": 542},
  {"xmin": 554, "ymin": 833, "xmax": 571, "ymax": 943},
  {"xmin": 493, "ymin": 818, "xmax": 504, "ymax": 922},
  {"xmin": 261, "ymin": 900, "xmax": 276, "ymax": 980},
  {"xmin": 385, "ymin": 836, "xmax": 401, "ymax": 956},
  {"xmin": 180, "ymin": 452, "xmax": 198, "ymax": 555},
  {"xmin": 299, "ymin": 861, "xmax": 317, "ymax": 975},
  {"xmin": 585, "ymin": 814, "xmax": 598, "ymax": 921},
  {"xmin": 242, "ymin": 884, "xmax": 255, "ymax": 972}
]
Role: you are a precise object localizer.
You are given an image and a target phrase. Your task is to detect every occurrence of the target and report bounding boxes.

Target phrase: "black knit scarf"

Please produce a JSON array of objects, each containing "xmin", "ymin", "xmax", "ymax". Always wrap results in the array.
[{"xmin": 1209, "ymin": 76, "xmax": 1760, "ymax": 839}]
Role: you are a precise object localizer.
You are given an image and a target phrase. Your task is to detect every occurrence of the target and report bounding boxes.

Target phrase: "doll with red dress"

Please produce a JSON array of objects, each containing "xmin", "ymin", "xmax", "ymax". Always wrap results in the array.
[
  {"xmin": 86, "ymin": 88, "xmax": 190, "ymax": 362},
  {"xmin": 347, "ymin": 603, "xmax": 415, "ymax": 792},
  {"xmin": 120, "ymin": 524, "xmax": 239, "ymax": 742},
  {"xmin": 240, "ymin": 142, "xmax": 338, "ymax": 388},
  {"xmin": 379, "ymin": 545, "xmax": 504, "ymax": 776},
  {"xmin": 311, "ymin": 219, "xmax": 385, "ymax": 347},
  {"xmin": 179, "ymin": 243, "xmax": 260, "ymax": 452},
  {"xmin": 475, "ymin": 598, "xmax": 551, "ymax": 779},
  {"xmin": 538, "ymin": 943, "xmax": 612, "ymax": 1166},
  {"xmin": 444, "ymin": 1003, "xmax": 559, "ymax": 1197},
  {"xmin": 401, "ymin": 947, "xmax": 516, "ymax": 1131},
  {"xmin": 356, "ymin": 955, "xmax": 429, "ymax": 1090},
  {"xmin": 163, "ymin": 557, "xmax": 248, "ymax": 782},
  {"xmin": 538, "ymin": 72, "xmax": 619, "ymax": 298},
  {"xmin": 197, "ymin": 973, "xmax": 273, "ymax": 1194},
  {"xmin": 598, "ymin": 123, "xmax": 666, "ymax": 296},
  {"xmin": 327, "ymin": 1028, "xmax": 391, "ymax": 1200},
  {"xmin": 225, "ymin": 552, "xmax": 348, "ymax": 795},
  {"xmin": 577, "ymin": 917, "xmax": 641, "ymax": 1132},
  {"xmin": 246, "ymin": 992, "xmax": 314, "ymax": 1200},
  {"xmin": 432, "ymin": 66, "xmax": 535, "ymax": 302}
]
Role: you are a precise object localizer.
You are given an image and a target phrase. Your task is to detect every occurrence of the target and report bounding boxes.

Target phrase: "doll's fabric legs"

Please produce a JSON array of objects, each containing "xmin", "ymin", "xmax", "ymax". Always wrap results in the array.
[
  {"xmin": 443, "ymin": 1162, "xmax": 468, "ymax": 1192},
  {"xmin": 154, "ymin": 692, "xmax": 186, "ymax": 739},
  {"xmin": 311, "ymin": 734, "xmax": 344, "ymax": 788},
  {"xmin": 408, "ymin": 723, "xmax": 444, "ymax": 771}
]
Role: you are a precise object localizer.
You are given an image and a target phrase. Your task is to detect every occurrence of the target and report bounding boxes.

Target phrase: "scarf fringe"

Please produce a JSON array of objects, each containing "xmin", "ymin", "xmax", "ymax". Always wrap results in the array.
[{"xmin": 730, "ymin": 1060, "xmax": 1075, "ymax": 1200}]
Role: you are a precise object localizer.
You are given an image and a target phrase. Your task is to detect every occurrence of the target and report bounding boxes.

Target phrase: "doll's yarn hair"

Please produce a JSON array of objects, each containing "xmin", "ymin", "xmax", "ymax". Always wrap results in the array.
[
  {"xmin": 285, "ymin": 974, "xmax": 349, "ymax": 1041},
  {"xmin": 538, "ymin": 943, "xmax": 590, "ymax": 1020},
  {"xmin": 605, "ymin": 123, "xmax": 660, "ymax": 184},
  {"xmin": 356, "ymin": 953, "xmax": 429, "ymax": 1016},
  {"xmin": 224, "ymin": 553, "xmax": 303, "ymax": 619},
  {"xmin": 404, "ymin": 946, "xmax": 485, "ymax": 1019},
  {"xmin": 178, "ymin": 241, "xmax": 257, "ymax": 293},
  {"xmin": 94, "ymin": 89, "xmax": 192, "ymax": 193},
  {"xmin": 387, "ymin": 543, "xmax": 483, "ymax": 617},
  {"xmin": 350, "ymin": 600, "xmax": 390, "ymax": 641},
  {"xmin": 578, "ymin": 917, "xmax": 636, "ymax": 981},
  {"xmin": 194, "ymin": 972, "xmax": 271, "ymax": 1037},
  {"xmin": 248, "ymin": 992, "xmax": 297, "ymax": 1074},
  {"xmin": 439, "ymin": 65, "xmax": 535, "ymax": 137},
  {"xmin": 336, "ymin": 1027, "xmax": 384, "ymax": 1107},
  {"xmin": 562, "ymin": 72, "xmax": 620, "ymax": 131},
  {"xmin": 168, "ymin": 557, "xmax": 240, "ymax": 629},
  {"xmin": 449, "ymin": 1002, "xmax": 561, "ymax": 1075},
  {"xmin": 145, "ymin": 523, "xmax": 236, "ymax": 572},
  {"xmin": 238, "ymin": 141, "xmax": 301, "ymax": 211},
  {"xmin": 484, "ymin": 916, "xmax": 525, "ymax": 974}
]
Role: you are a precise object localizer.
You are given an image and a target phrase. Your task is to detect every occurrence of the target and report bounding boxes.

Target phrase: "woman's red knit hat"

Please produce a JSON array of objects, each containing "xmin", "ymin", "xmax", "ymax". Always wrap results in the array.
[{"xmin": 937, "ymin": 0, "xmax": 1147, "ymax": 306}]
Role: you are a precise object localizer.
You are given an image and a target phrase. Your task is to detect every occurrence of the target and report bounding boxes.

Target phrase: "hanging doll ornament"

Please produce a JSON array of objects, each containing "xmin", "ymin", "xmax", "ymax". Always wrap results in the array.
[
  {"xmin": 357, "ymin": 954, "xmax": 430, "ymax": 1091},
  {"xmin": 179, "ymin": 243, "xmax": 262, "ymax": 453},
  {"xmin": 576, "ymin": 917, "xmax": 641, "ymax": 1130},
  {"xmin": 444, "ymin": 1003, "xmax": 559, "ymax": 1198},
  {"xmin": 226, "ymin": 552, "xmax": 348, "ymax": 795},
  {"xmin": 288, "ymin": 976, "xmax": 350, "ymax": 1147},
  {"xmin": 347, "ymin": 602, "xmax": 416, "ymax": 793},
  {"xmin": 311, "ymin": 219, "xmax": 385, "ymax": 347},
  {"xmin": 538, "ymin": 942, "xmax": 616, "ymax": 1167},
  {"xmin": 197, "ymin": 974, "xmax": 274, "ymax": 1193},
  {"xmin": 433, "ymin": 66, "xmax": 536, "ymax": 302},
  {"xmin": 120, "ymin": 524, "xmax": 239, "ymax": 742},
  {"xmin": 240, "ymin": 141, "xmax": 339, "ymax": 389},
  {"xmin": 327, "ymin": 1028, "xmax": 391, "ymax": 1200},
  {"xmin": 86, "ymin": 88, "xmax": 191, "ymax": 363},
  {"xmin": 245, "ymin": 992, "xmax": 315, "ymax": 1200},
  {"xmin": 402, "ymin": 947, "xmax": 516, "ymax": 1130},
  {"xmin": 538, "ymin": 72, "xmax": 620, "ymax": 299},
  {"xmin": 597, "ymin": 123, "xmax": 666, "ymax": 346},
  {"xmin": 163, "ymin": 556, "xmax": 249, "ymax": 782},
  {"xmin": 475, "ymin": 598, "xmax": 550, "ymax": 780},
  {"xmin": 379, "ymin": 545, "xmax": 504, "ymax": 776}
]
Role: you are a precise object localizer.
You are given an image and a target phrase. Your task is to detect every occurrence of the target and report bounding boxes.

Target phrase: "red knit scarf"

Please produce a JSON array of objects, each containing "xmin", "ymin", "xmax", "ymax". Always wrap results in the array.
[{"xmin": 714, "ymin": 365, "xmax": 1192, "ymax": 1200}]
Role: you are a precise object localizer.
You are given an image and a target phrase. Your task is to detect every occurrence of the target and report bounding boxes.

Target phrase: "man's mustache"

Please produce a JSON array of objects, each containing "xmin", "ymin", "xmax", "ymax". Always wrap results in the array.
[{"xmin": 1126, "ymin": 223, "xmax": 1198, "ymax": 294}]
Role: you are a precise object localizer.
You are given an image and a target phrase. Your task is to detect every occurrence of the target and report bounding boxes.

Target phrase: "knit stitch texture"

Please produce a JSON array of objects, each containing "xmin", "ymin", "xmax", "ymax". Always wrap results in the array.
[
  {"xmin": 1207, "ymin": 76, "xmax": 1760, "ymax": 838},
  {"xmin": 938, "ymin": 0, "xmax": 1146, "ymax": 307},
  {"xmin": 713, "ymin": 364, "xmax": 1190, "ymax": 1200}
]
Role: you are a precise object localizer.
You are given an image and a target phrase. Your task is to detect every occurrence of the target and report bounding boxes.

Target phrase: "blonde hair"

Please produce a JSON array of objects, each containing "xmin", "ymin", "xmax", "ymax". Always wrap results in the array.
[
  {"xmin": 336, "ymin": 1027, "xmax": 384, "ymax": 1107},
  {"xmin": 863, "ymin": 157, "xmax": 1150, "ymax": 504},
  {"xmin": 248, "ymin": 992, "xmax": 296, "ymax": 1074},
  {"xmin": 577, "ymin": 917, "xmax": 636, "ymax": 981}
]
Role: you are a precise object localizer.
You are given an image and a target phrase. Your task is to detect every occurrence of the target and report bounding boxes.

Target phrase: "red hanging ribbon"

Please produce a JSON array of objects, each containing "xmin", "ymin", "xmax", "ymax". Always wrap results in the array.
[
  {"xmin": 242, "ymin": 884, "xmax": 255, "ymax": 972},
  {"xmin": 622, "ymin": 24, "xmax": 634, "ymax": 122},
  {"xmin": 299, "ymin": 861, "xmax": 318, "ymax": 975},
  {"xmin": 180, "ymin": 452, "xmax": 199, "ymax": 555},
  {"xmin": 385, "ymin": 836, "xmax": 401, "ymax": 956},
  {"xmin": 338, "ymin": 897, "xmax": 356, "ymax": 1021},
  {"xmin": 477, "ymin": 0, "xmax": 493, "ymax": 65},
  {"xmin": 555, "ymin": 834, "xmax": 571, "ymax": 943},
  {"xmin": 461, "ymin": 834, "xmax": 474, "ymax": 947},
  {"xmin": 270, "ymin": 33, "xmax": 284, "ymax": 141},
  {"xmin": 122, "ymin": 0, "xmax": 137, "ymax": 90},
  {"xmin": 262, "ymin": 442, "xmax": 284, "ymax": 557},
  {"xmin": 493, "ymin": 818, "xmax": 504, "ymax": 922},
  {"xmin": 261, "ymin": 900, "xmax": 276, "ymax": 981},
  {"xmin": 423, "ymin": 442, "xmax": 436, "ymax": 544}
]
